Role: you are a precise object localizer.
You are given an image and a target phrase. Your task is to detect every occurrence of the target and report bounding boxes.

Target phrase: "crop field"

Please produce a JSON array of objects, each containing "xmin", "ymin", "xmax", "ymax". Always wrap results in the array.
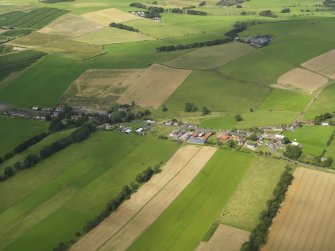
[
  {"xmin": 0, "ymin": 8, "xmax": 68, "ymax": 29},
  {"xmin": 164, "ymin": 42, "xmax": 254, "ymax": 70},
  {"xmin": 73, "ymin": 27, "xmax": 155, "ymax": 45},
  {"xmin": 201, "ymin": 111, "xmax": 298, "ymax": 130},
  {"xmin": 196, "ymin": 224, "xmax": 249, "ymax": 251},
  {"xmin": 0, "ymin": 50, "xmax": 46, "ymax": 81},
  {"xmin": 73, "ymin": 146, "xmax": 216, "ymax": 251},
  {"xmin": 275, "ymin": 68, "xmax": 329, "ymax": 94},
  {"xmin": 38, "ymin": 13, "xmax": 103, "ymax": 37},
  {"xmin": 81, "ymin": 8, "xmax": 141, "ymax": 26},
  {"xmin": 0, "ymin": 116, "xmax": 47, "ymax": 156},
  {"xmin": 11, "ymin": 32, "xmax": 104, "ymax": 59},
  {"xmin": 283, "ymin": 126, "xmax": 334, "ymax": 156},
  {"xmin": 0, "ymin": 131, "xmax": 179, "ymax": 251},
  {"xmin": 264, "ymin": 168, "xmax": 335, "ymax": 251},
  {"xmin": 128, "ymin": 149, "xmax": 253, "ymax": 251},
  {"xmin": 220, "ymin": 156, "xmax": 287, "ymax": 231},
  {"xmin": 302, "ymin": 49, "xmax": 335, "ymax": 79},
  {"xmin": 118, "ymin": 64, "xmax": 192, "ymax": 108}
]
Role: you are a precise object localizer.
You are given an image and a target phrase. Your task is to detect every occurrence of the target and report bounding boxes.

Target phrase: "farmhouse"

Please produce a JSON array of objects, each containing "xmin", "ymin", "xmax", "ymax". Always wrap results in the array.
[
  {"xmin": 188, "ymin": 130, "xmax": 213, "ymax": 145},
  {"xmin": 244, "ymin": 142, "xmax": 258, "ymax": 151},
  {"xmin": 249, "ymin": 35, "xmax": 272, "ymax": 47},
  {"xmin": 321, "ymin": 122, "xmax": 330, "ymax": 126}
]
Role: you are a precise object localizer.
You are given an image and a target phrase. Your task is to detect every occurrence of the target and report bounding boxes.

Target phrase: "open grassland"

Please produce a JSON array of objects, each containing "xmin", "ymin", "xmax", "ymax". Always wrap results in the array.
[
  {"xmin": 201, "ymin": 111, "xmax": 298, "ymax": 130},
  {"xmin": 258, "ymin": 89, "xmax": 311, "ymax": 112},
  {"xmin": 73, "ymin": 146, "xmax": 216, "ymax": 251},
  {"xmin": 73, "ymin": 27, "xmax": 155, "ymax": 45},
  {"xmin": 165, "ymin": 42, "xmax": 254, "ymax": 70},
  {"xmin": 304, "ymin": 82, "xmax": 335, "ymax": 119},
  {"xmin": 118, "ymin": 64, "xmax": 192, "ymax": 108},
  {"xmin": 0, "ymin": 50, "xmax": 46, "ymax": 81},
  {"xmin": 128, "ymin": 149, "xmax": 253, "ymax": 251},
  {"xmin": 0, "ymin": 8, "xmax": 68, "ymax": 29},
  {"xmin": 264, "ymin": 168, "xmax": 335, "ymax": 251},
  {"xmin": 196, "ymin": 224, "xmax": 249, "ymax": 251},
  {"xmin": 283, "ymin": 126, "xmax": 334, "ymax": 156},
  {"xmin": 0, "ymin": 55, "xmax": 84, "ymax": 107},
  {"xmin": 11, "ymin": 32, "xmax": 104, "ymax": 59},
  {"xmin": 0, "ymin": 129, "xmax": 74, "ymax": 173},
  {"xmin": 0, "ymin": 132, "xmax": 179, "ymax": 251},
  {"xmin": 81, "ymin": 8, "xmax": 141, "ymax": 26},
  {"xmin": 275, "ymin": 68, "xmax": 329, "ymax": 94},
  {"xmin": 220, "ymin": 156, "xmax": 287, "ymax": 231},
  {"xmin": 165, "ymin": 69, "xmax": 270, "ymax": 112},
  {"xmin": 0, "ymin": 116, "xmax": 47, "ymax": 156},
  {"xmin": 302, "ymin": 49, "xmax": 335, "ymax": 79},
  {"xmin": 38, "ymin": 13, "xmax": 103, "ymax": 37}
]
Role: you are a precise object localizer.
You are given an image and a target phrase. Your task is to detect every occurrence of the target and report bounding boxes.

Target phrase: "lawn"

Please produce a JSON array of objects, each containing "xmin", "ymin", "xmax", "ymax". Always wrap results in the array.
[
  {"xmin": 128, "ymin": 149, "xmax": 253, "ymax": 251},
  {"xmin": 0, "ymin": 116, "xmax": 48, "ymax": 156},
  {"xmin": 201, "ymin": 111, "xmax": 298, "ymax": 130},
  {"xmin": 220, "ymin": 156, "xmax": 288, "ymax": 231},
  {"xmin": 283, "ymin": 126, "xmax": 334, "ymax": 156},
  {"xmin": 0, "ymin": 131, "xmax": 179, "ymax": 251}
]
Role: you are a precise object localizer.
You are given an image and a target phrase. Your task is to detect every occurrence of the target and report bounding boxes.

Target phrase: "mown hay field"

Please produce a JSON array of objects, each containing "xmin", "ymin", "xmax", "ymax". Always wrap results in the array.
[
  {"xmin": 274, "ymin": 68, "xmax": 328, "ymax": 94},
  {"xmin": 0, "ymin": 132, "xmax": 179, "ymax": 251},
  {"xmin": 264, "ymin": 168, "xmax": 335, "ymax": 251},
  {"xmin": 73, "ymin": 27, "xmax": 155, "ymax": 45},
  {"xmin": 128, "ymin": 149, "xmax": 253, "ymax": 251},
  {"xmin": 164, "ymin": 42, "xmax": 254, "ymax": 70},
  {"xmin": 302, "ymin": 49, "xmax": 335, "ymax": 79},
  {"xmin": 38, "ymin": 13, "xmax": 103, "ymax": 37}
]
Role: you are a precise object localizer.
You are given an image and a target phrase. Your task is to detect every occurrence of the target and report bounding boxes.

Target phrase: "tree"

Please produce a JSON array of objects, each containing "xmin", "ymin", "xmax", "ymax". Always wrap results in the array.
[
  {"xmin": 283, "ymin": 145, "xmax": 302, "ymax": 160},
  {"xmin": 202, "ymin": 106, "xmax": 210, "ymax": 115},
  {"xmin": 247, "ymin": 133, "xmax": 258, "ymax": 141},
  {"xmin": 49, "ymin": 118, "xmax": 65, "ymax": 132},
  {"xmin": 281, "ymin": 8, "xmax": 291, "ymax": 13},
  {"xmin": 185, "ymin": 103, "xmax": 198, "ymax": 112},
  {"xmin": 162, "ymin": 105, "xmax": 168, "ymax": 112},
  {"xmin": 235, "ymin": 114, "xmax": 243, "ymax": 121},
  {"xmin": 227, "ymin": 140, "xmax": 236, "ymax": 148},
  {"xmin": 4, "ymin": 166, "xmax": 14, "ymax": 177},
  {"xmin": 282, "ymin": 136, "xmax": 291, "ymax": 144}
]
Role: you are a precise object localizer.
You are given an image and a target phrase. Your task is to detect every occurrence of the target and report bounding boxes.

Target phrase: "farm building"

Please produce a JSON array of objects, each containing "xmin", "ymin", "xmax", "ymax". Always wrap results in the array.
[
  {"xmin": 188, "ymin": 130, "xmax": 213, "ymax": 145},
  {"xmin": 249, "ymin": 35, "xmax": 272, "ymax": 47},
  {"xmin": 244, "ymin": 142, "xmax": 258, "ymax": 151}
]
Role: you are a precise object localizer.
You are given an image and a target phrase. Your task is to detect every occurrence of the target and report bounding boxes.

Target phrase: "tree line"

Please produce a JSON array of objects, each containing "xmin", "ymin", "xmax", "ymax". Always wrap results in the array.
[
  {"xmin": 53, "ymin": 163, "xmax": 163, "ymax": 251},
  {"xmin": 110, "ymin": 23, "xmax": 139, "ymax": 32},
  {"xmin": 313, "ymin": 112, "xmax": 333, "ymax": 125},
  {"xmin": 0, "ymin": 123, "xmax": 96, "ymax": 182},
  {"xmin": 241, "ymin": 166, "xmax": 294, "ymax": 251}
]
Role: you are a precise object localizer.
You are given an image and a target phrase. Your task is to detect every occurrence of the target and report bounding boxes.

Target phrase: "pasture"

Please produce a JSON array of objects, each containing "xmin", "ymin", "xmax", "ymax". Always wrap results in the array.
[
  {"xmin": 38, "ymin": 13, "xmax": 103, "ymax": 37},
  {"xmin": 74, "ymin": 146, "xmax": 216, "ymax": 251},
  {"xmin": 0, "ymin": 116, "xmax": 47, "ymax": 156},
  {"xmin": 264, "ymin": 168, "xmax": 335, "ymax": 251},
  {"xmin": 81, "ymin": 8, "xmax": 141, "ymax": 26},
  {"xmin": 118, "ymin": 64, "xmax": 192, "ymax": 108},
  {"xmin": 201, "ymin": 111, "xmax": 298, "ymax": 130},
  {"xmin": 302, "ymin": 49, "xmax": 335, "ymax": 79},
  {"xmin": 0, "ymin": 131, "xmax": 179, "ymax": 251},
  {"xmin": 164, "ymin": 42, "xmax": 254, "ymax": 70},
  {"xmin": 275, "ymin": 68, "xmax": 329, "ymax": 94},
  {"xmin": 128, "ymin": 149, "xmax": 253, "ymax": 251},
  {"xmin": 283, "ymin": 126, "xmax": 334, "ymax": 156},
  {"xmin": 73, "ymin": 27, "xmax": 155, "ymax": 45}
]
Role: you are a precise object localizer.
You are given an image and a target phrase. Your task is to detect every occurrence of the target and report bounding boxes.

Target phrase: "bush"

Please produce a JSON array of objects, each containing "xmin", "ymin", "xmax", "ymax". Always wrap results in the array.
[
  {"xmin": 185, "ymin": 103, "xmax": 198, "ymax": 112},
  {"xmin": 259, "ymin": 10, "xmax": 277, "ymax": 18},
  {"xmin": 235, "ymin": 114, "xmax": 243, "ymax": 121},
  {"xmin": 283, "ymin": 145, "xmax": 302, "ymax": 160}
]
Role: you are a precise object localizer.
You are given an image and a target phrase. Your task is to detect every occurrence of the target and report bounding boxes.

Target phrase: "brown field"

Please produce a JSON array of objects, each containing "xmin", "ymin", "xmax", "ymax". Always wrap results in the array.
[
  {"xmin": 196, "ymin": 225, "xmax": 250, "ymax": 251},
  {"xmin": 274, "ymin": 68, "xmax": 328, "ymax": 94},
  {"xmin": 38, "ymin": 14, "xmax": 103, "ymax": 37},
  {"xmin": 118, "ymin": 64, "xmax": 192, "ymax": 108},
  {"xmin": 71, "ymin": 145, "xmax": 217, "ymax": 251},
  {"xmin": 263, "ymin": 168, "xmax": 335, "ymax": 251},
  {"xmin": 302, "ymin": 49, "xmax": 335, "ymax": 79},
  {"xmin": 81, "ymin": 8, "xmax": 142, "ymax": 26}
]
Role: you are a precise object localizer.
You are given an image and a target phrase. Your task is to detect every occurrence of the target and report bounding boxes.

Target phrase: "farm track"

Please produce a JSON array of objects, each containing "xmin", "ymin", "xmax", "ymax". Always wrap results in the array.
[
  {"xmin": 71, "ymin": 145, "xmax": 217, "ymax": 251},
  {"xmin": 263, "ymin": 168, "xmax": 335, "ymax": 251}
]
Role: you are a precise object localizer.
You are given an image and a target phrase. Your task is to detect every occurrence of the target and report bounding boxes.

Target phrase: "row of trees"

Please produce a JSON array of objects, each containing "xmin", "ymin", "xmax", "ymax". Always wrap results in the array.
[
  {"xmin": 0, "ymin": 123, "xmax": 96, "ymax": 182},
  {"xmin": 53, "ymin": 163, "xmax": 164, "ymax": 251},
  {"xmin": 241, "ymin": 166, "xmax": 294, "ymax": 251},
  {"xmin": 156, "ymin": 37, "xmax": 232, "ymax": 52},
  {"xmin": 314, "ymin": 112, "xmax": 333, "ymax": 125},
  {"xmin": 110, "ymin": 23, "xmax": 139, "ymax": 32}
]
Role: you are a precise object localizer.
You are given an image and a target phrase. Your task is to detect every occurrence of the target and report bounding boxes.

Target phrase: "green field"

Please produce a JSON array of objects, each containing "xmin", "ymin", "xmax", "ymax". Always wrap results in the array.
[
  {"xmin": 0, "ymin": 116, "xmax": 48, "ymax": 156},
  {"xmin": 283, "ymin": 126, "xmax": 334, "ymax": 156},
  {"xmin": 128, "ymin": 149, "xmax": 253, "ymax": 251},
  {"xmin": 201, "ymin": 111, "xmax": 298, "ymax": 130},
  {"xmin": 0, "ymin": 131, "xmax": 179, "ymax": 251},
  {"xmin": 220, "ymin": 156, "xmax": 288, "ymax": 231}
]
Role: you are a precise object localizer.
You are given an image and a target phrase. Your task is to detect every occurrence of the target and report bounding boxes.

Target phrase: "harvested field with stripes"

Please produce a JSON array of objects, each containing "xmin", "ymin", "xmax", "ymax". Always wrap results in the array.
[
  {"xmin": 71, "ymin": 145, "xmax": 216, "ymax": 251},
  {"xmin": 302, "ymin": 49, "xmax": 335, "ymax": 79},
  {"xmin": 263, "ymin": 168, "xmax": 335, "ymax": 251}
]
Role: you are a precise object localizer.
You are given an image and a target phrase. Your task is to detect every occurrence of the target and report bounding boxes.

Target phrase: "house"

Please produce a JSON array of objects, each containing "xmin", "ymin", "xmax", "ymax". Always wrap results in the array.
[
  {"xmin": 136, "ymin": 128, "xmax": 144, "ymax": 135},
  {"xmin": 124, "ymin": 128, "xmax": 132, "ymax": 134},
  {"xmin": 274, "ymin": 134, "xmax": 285, "ymax": 140},
  {"xmin": 321, "ymin": 122, "xmax": 330, "ymax": 126},
  {"xmin": 244, "ymin": 142, "xmax": 258, "ymax": 151},
  {"xmin": 273, "ymin": 126, "xmax": 283, "ymax": 132},
  {"xmin": 291, "ymin": 141, "xmax": 299, "ymax": 146},
  {"xmin": 144, "ymin": 119, "xmax": 155, "ymax": 125}
]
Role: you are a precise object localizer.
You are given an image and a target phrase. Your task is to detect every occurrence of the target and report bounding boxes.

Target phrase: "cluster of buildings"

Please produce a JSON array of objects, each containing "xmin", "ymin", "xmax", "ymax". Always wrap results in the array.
[
  {"xmin": 237, "ymin": 34, "xmax": 273, "ymax": 48},
  {"xmin": 130, "ymin": 11, "xmax": 160, "ymax": 21},
  {"xmin": 169, "ymin": 129, "xmax": 213, "ymax": 145}
]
